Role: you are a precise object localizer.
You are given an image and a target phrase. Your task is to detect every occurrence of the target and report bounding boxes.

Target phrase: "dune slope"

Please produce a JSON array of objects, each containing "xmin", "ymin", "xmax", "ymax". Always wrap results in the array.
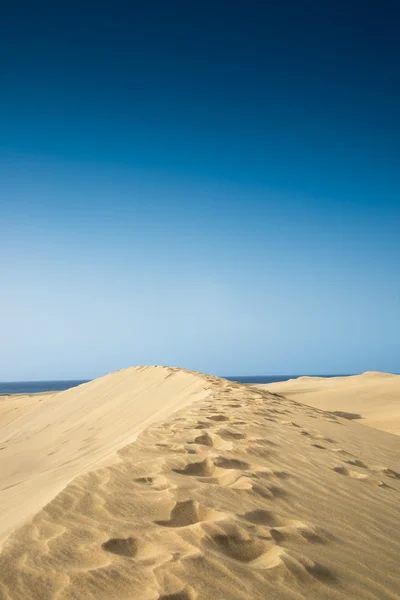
[
  {"xmin": 0, "ymin": 366, "xmax": 210, "ymax": 545},
  {"xmin": 256, "ymin": 372, "xmax": 400, "ymax": 434},
  {"xmin": 0, "ymin": 392, "xmax": 55, "ymax": 428},
  {"xmin": 0, "ymin": 368, "xmax": 399, "ymax": 599}
]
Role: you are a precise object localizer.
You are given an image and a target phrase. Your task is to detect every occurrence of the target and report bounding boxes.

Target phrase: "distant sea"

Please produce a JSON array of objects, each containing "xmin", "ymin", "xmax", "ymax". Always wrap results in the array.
[
  {"xmin": 0, "ymin": 380, "xmax": 89, "ymax": 394},
  {"xmin": 0, "ymin": 375, "xmax": 347, "ymax": 395}
]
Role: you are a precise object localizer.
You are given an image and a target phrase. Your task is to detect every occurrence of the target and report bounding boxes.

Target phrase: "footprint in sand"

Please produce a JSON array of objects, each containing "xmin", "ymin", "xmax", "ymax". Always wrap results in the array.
[
  {"xmin": 383, "ymin": 468, "xmax": 400, "ymax": 480},
  {"xmin": 367, "ymin": 466, "xmax": 400, "ymax": 481},
  {"xmin": 296, "ymin": 557, "xmax": 337, "ymax": 583},
  {"xmin": 207, "ymin": 415, "xmax": 230, "ymax": 422},
  {"xmin": 155, "ymin": 500, "xmax": 224, "ymax": 528},
  {"xmin": 270, "ymin": 521, "xmax": 330, "ymax": 545},
  {"xmin": 245, "ymin": 445, "xmax": 277, "ymax": 460},
  {"xmin": 204, "ymin": 521, "xmax": 332, "ymax": 579},
  {"xmin": 217, "ymin": 428, "xmax": 247, "ymax": 441},
  {"xmin": 254, "ymin": 468, "xmax": 291, "ymax": 481},
  {"xmin": 333, "ymin": 466, "xmax": 369, "ymax": 480},
  {"xmin": 194, "ymin": 421, "xmax": 212, "ymax": 430},
  {"xmin": 102, "ymin": 536, "xmax": 138, "ymax": 557},
  {"xmin": 134, "ymin": 475, "xmax": 173, "ymax": 491},
  {"xmin": 158, "ymin": 587, "xmax": 197, "ymax": 600},
  {"xmin": 251, "ymin": 483, "xmax": 288, "ymax": 499},
  {"xmin": 214, "ymin": 456, "xmax": 250, "ymax": 470},
  {"xmin": 241, "ymin": 509, "xmax": 285, "ymax": 527},
  {"xmin": 208, "ymin": 530, "xmax": 270, "ymax": 563},
  {"xmin": 346, "ymin": 459, "xmax": 368, "ymax": 468},
  {"xmin": 191, "ymin": 432, "xmax": 214, "ymax": 447},
  {"xmin": 174, "ymin": 458, "xmax": 216, "ymax": 477},
  {"xmin": 134, "ymin": 476, "xmax": 155, "ymax": 485},
  {"xmin": 173, "ymin": 457, "xmax": 252, "ymax": 489}
]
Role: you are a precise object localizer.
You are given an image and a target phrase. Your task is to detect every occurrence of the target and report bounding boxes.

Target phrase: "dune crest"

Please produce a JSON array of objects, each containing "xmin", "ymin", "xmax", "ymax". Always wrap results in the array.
[
  {"xmin": 0, "ymin": 366, "xmax": 211, "ymax": 545},
  {"xmin": 360, "ymin": 370, "xmax": 397, "ymax": 377}
]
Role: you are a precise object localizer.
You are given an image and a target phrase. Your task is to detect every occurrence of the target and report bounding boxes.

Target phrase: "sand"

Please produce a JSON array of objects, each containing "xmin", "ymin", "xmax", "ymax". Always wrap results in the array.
[
  {"xmin": 0, "ymin": 367, "xmax": 209, "ymax": 547},
  {"xmin": 0, "ymin": 392, "xmax": 56, "ymax": 428},
  {"xmin": 256, "ymin": 371, "xmax": 400, "ymax": 435},
  {"xmin": 0, "ymin": 367, "xmax": 399, "ymax": 599}
]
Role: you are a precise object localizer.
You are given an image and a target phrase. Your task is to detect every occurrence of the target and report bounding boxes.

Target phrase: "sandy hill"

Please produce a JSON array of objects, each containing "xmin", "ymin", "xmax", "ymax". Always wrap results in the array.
[
  {"xmin": 0, "ymin": 366, "xmax": 210, "ymax": 546},
  {"xmin": 0, "ymin": 391, "xmax": 56, "ymax": 428},
  {"xmin": 0, "ymin": 366, "xmax": 399, "ymax": 599},
  {"xmin": 256, "ymin": 371, "xmax": 400, "ymax": 435}
]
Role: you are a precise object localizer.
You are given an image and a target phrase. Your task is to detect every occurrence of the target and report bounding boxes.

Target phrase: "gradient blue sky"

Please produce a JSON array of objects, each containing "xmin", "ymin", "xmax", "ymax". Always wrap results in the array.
[{"xmin": 1, "ymin": 1, "xmax": 399, "ymax": 380}]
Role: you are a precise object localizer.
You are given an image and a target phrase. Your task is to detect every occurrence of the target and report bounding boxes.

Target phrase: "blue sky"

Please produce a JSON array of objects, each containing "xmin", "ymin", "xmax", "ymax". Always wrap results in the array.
[{"xmin": 1, "ymin": 1, "xmax": 399, "ymax": 379}]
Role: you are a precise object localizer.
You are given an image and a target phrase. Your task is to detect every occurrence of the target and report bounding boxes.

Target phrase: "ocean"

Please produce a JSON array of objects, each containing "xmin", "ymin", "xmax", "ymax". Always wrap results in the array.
[
  {"xmin": 0, "ymin": 380, "xmax": 90, "ymax": 394},
  {"xmin": 0, "ymin": 374, "xmax": 347, "ymax": 395}
]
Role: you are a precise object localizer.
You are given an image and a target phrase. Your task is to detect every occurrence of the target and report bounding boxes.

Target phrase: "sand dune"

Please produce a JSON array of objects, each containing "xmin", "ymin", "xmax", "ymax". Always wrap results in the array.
[
  {"xmin": 0, "ymin": 366, "xmax": 209, "ymax": 546},
  {"xmin": 0, "ymin": 392, "xmax": 55, "ymax": 428},
  {"xmin": 256, "ymin": 371, "xmax": 400, "ymax": 434},
  {"xmin": 0, "ymin": 367, "xmax": 399, "ymax": 599}
]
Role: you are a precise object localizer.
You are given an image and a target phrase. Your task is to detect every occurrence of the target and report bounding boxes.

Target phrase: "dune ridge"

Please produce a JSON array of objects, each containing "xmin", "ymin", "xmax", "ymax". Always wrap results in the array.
[
  {"xmin": 0, "ymin": 367, "xmax": 399, "ymax": 599},
  {"xmin": 0, "ymin": 366, "xmax": 211, "ymax": 546},
  {"xmin": 256, "ymin": 371, "xmax": 400, "ymax": 435}
]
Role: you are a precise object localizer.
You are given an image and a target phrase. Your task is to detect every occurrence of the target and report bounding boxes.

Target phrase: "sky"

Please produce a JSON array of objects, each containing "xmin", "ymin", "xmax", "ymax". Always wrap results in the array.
[{"xmin": 1, "ymin": 0, "xmax": 399, "ymax": 380}]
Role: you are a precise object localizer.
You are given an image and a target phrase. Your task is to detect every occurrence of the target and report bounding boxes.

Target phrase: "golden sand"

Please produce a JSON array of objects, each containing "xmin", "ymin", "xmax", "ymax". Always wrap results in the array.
[{"xmin": 0, "ymin": 367, "xmax": 399, "ymax": 599}]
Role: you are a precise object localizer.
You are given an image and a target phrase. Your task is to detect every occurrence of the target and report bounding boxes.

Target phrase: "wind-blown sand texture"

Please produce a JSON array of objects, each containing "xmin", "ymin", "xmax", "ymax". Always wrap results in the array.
[
  {"xmin": 256, "ymin": 371, "xmax": 400, "ymax": 435},
  {"xmin": 0, "ymin": 367, "xmax": 399, "ymax": 599},
  {"xmin": 0, "ymin": 392, "xmax": 55, "ymax": 428}
]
